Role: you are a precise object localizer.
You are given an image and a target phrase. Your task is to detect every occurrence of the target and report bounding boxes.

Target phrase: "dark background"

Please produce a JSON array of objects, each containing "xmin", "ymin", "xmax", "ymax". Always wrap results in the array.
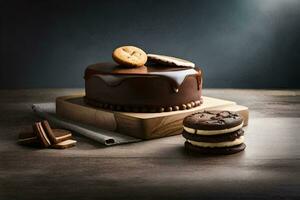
[{"xmin": 1, "ymin": 0, "xmax": 300, "ymax": 89}]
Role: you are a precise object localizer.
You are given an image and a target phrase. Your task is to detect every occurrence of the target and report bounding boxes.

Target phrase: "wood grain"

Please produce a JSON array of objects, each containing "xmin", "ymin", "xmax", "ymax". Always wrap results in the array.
[
  {"xmin": 56, "ymin": 95, "xmax": 248, "ymax": 139},
  {"xmin": 0, "ymin": 89, "xmax": 299, "ymax": 200}
]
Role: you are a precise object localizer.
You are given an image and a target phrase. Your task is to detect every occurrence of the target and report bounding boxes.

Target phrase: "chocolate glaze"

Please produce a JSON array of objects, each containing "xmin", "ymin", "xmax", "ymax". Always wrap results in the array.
[
  {"xmin": 84, "ymin": 62, "xmax": 203, "ymax": 112},
  {"xmin": 85, "ymin": 62, "xmax": 202, "ymax": 92}
]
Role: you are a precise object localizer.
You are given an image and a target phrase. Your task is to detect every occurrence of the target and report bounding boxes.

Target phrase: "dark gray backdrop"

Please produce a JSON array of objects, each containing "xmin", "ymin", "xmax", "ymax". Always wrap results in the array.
[{"xmin": 1, "ymin": 0, "xmax": 300, "ymax": 89}]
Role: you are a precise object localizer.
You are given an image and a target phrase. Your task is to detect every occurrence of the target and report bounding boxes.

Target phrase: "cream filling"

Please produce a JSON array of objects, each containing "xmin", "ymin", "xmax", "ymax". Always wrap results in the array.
[
  {"xmin": 183, "ymin": 122, "xmax": 243, "ymax": 135},
  {"xmin": 187, "ymin": 136, "xmax": 244, "ymax": 148},
  {"xmin": 56, "ymin": 140, "xmax": 77, "ymax": 146},
  {"xmin": 56, "ymin": 134, "xmax": 71, "ymax": 140}
]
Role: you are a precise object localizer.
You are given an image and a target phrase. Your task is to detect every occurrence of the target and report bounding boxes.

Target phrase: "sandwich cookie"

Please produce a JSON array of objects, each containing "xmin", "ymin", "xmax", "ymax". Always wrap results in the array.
[
  {"xmin": 41, "ymin": 121, "xmax": 72, "ymax": 144},
  {"xmin": 112, "ymin": 46, "xmax": 147, "ymax": 67},
  {"xmin": 19, "ymin": 121, "xmax": 75, "ymax": 149},
  {"xmin": 147, "ymin": 54, "xmax": 195, "ymax": 68},
  {"xmin": 33, "ymin": 122, "xmax": 51, "ymax": 148},
  {"xmin": 18, "ymin": 128, "xmax": 73, "ymax": 146},
  {"xmin": 185, "ymin": 142, "xmax": 246, "ymax": 155},
  {"xmin": 182, "ymin": 111, "xmax": 246, "ymax": 155},
  {"xmin": 51, "ymin": 129, "xmax": 72, "ymax": 143}
]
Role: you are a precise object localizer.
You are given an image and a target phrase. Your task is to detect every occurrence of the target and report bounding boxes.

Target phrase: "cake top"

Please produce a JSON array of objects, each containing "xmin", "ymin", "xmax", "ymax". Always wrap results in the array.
[{"xmin": 85, "ymin": 62, "xmax": 201, "ymax": 92}]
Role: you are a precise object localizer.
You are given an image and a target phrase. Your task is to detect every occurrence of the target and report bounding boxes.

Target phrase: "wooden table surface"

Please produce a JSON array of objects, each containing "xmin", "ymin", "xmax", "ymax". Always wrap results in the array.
[{"xmin": 0, "ymin": 89, "xmax": 299, "ymax": 200}]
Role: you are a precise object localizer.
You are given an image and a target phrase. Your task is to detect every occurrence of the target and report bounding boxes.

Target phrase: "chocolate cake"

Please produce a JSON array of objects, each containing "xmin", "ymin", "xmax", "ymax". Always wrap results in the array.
[{"xmin": 84, "ymin": 62, "xmax": 203, "ymax": 112}]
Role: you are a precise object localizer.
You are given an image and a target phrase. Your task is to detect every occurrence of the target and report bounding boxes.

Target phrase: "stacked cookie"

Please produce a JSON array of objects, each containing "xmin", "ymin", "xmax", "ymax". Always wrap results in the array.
[
  {"xmin": 182, "ymin": 111, "xmax": 246, "ymax": 155},
  {"xmin": 18, "ymin": 120, "xmax": 76, "ymax": 149}
]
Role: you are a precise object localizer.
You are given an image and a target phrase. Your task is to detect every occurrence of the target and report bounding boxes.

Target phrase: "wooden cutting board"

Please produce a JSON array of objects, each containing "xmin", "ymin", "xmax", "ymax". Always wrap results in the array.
[{"xmin": 56, "ymin": 94, "xmax": 249, "ymax": 139}]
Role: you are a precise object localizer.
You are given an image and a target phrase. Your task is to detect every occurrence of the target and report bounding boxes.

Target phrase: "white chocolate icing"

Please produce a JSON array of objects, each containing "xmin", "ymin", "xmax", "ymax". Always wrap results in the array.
[
  {"xmin": 187, "ymin": 136, "xmax": 244, "ymax": 148},
  {"xmin": 183, "ymin": 122, "xmax": 243, "ymax": 135}
]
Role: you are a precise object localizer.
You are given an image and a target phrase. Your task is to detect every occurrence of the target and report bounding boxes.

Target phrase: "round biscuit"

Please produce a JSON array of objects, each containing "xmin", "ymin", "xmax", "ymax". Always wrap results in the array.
[{"xmin": 112, "ymin": 46, "xmax": 147, "ymax": 67}]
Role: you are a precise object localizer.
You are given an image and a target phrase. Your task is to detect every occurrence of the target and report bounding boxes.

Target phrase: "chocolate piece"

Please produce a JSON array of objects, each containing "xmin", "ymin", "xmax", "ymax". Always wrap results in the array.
[
  {"xmin": 173, "ymin": 106, "xmax": 180, "ymax": 111},
  {"xmin": 84, "ymin": 62, "xmax": 202, "ymax": 113},
  {"xmin": 183, "ymin": 111, "xmax": 243, "ymax": 130},
  {"xmin": 159, "ymin": 107, "xmax": 165, "ymax": 112},
  {"xmin": 187, "ymin": 103, "xmax": 192, "ymax": 109},
  {"xmin": 185, "ymin": 141, "xmax": 246, "ymax": 155},
  {"xmin": 182, "ymin": 129, "xmax": 244, "ymax": 143},
  {"xmin": 191, "ymin": 101, "xmax": 195, "ymax": 107}
]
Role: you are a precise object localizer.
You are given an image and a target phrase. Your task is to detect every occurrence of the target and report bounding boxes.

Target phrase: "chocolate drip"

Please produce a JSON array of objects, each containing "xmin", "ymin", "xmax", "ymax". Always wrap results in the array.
[{"xmin": 148, "ymin": 69, "xmax": 199, "ymax": 92}]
